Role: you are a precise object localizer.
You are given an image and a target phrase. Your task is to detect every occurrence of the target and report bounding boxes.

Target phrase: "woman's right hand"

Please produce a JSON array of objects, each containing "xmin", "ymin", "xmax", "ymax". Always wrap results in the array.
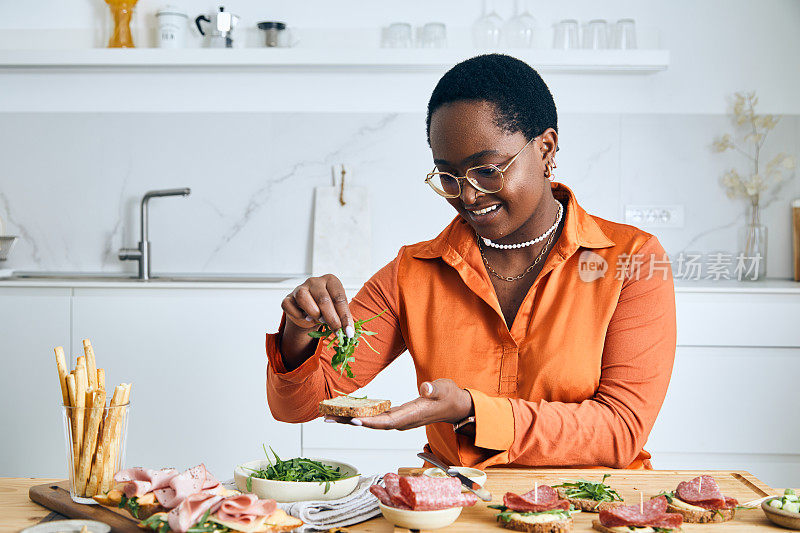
[{"xmin": 281, "ymin": 274, "xmax": 355, "ymax": 338}]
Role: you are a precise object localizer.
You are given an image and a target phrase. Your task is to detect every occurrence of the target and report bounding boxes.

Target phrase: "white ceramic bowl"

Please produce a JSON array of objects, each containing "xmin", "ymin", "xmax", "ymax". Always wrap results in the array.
[
  {"xmin": 234, "ymin": 458, "xmax": 359, "ymax": 502},
  {"xmin": 423, "ymin": 467, "xmax": 487, "ymax": 492},
  {"xmin": 378, "ymin": 502, "xmax": 463, "ymax": 530},
  {"xmin": 762, "ymin": 497, "xmax": 800, "ymax": 530}
]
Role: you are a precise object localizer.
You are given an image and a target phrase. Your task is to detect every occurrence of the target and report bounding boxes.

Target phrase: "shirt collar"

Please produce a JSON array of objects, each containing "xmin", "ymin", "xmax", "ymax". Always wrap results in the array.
[{"xmin": 412, "ymin": 182, "xmax": 615, "ymax": 260}]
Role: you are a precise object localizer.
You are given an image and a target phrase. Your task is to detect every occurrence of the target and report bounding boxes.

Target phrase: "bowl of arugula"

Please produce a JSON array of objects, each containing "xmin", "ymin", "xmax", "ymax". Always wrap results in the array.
[{"xmin": 234, "ymin": 445, "xmax": 360, "ymax": 502}]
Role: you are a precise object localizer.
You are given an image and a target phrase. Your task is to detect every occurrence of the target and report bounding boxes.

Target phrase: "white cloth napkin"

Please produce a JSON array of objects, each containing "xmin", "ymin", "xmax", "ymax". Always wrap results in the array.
[{"xmin": 278, "ymin": 475, "xmax": 381, "ymax": 532}]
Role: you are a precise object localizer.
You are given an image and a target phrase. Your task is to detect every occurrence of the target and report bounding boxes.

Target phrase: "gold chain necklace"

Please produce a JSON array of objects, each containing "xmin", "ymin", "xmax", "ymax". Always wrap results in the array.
[{"xmin": 478, "ymin": 229, "xmax": 556, "ymax": 282}]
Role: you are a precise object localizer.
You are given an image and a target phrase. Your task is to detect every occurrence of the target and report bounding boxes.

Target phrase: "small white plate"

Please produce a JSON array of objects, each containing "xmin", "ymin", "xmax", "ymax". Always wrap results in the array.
[{"xmin": 21, "ymin": 520, "xmax": 111, "ymax": 533}]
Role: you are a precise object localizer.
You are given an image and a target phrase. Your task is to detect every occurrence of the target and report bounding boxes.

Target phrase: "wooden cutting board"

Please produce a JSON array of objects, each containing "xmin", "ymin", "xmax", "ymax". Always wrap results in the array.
[
  {"xmin": 29, "ymin": 481, "xmax": 139, "ymax": 532},
  {"xmin": 346, "ymin": 468, "xmax": 786, "ymax": 532}
]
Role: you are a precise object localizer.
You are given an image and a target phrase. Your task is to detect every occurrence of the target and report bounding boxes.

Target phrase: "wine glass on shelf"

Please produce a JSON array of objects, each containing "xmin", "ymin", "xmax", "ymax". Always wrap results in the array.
[
  {"xmin": 505, "ymin": 0, "xmax": 536, "ymax": 48},
  {"xmin": 472, "ymin": 0, "xmax": 503, "ymax": 48}
]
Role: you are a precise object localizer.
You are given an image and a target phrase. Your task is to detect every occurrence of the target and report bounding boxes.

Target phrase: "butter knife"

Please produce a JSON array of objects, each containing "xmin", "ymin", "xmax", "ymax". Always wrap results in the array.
[{"xmin": 417, "ymin": 452, "xmax": 492, "ymax": 501}]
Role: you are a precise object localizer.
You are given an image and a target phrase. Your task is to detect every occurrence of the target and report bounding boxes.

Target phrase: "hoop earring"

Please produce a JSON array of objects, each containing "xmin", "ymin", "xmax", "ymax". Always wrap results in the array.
[{"xmin": 544, "ymin": 160, "xmax": 556, "ymax": 181}]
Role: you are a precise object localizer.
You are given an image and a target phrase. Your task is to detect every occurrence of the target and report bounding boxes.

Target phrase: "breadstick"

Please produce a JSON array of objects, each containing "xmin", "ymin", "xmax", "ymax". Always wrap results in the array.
[
  {"xmin": 96, "ymin": 368, "xmax": 105, "ymax": 390},
  {"xmin": 74, "ymin": 370, "xmax": 86, "ymax": 472},
  {"xmin": 66, "ymin": 374, "xmax": 80, "ymax": 474},
  {"xmin": 103, "ymin": 383, "xmax": 131, "ymax": 493},
  {"xmin": 76, "ymin": 388, "xmax": 106, "ymax": 496},
  {"xmin": 84, "ymin": 388, "xmax": 94, "ymax": 431},
  {"xmin": 76, "ymin": 356, "xmax": 87, "ymax": 387},
  {"xmin": 83, "ymin": 339, "xmax": 98, "ymax": 390},
  {"xmin": 54, "ymin": 347, "xmax": 70, "ymax": 407},
  {"xmin": 97, "ymin": 384, "xmax": 126, "ymax": 494}
]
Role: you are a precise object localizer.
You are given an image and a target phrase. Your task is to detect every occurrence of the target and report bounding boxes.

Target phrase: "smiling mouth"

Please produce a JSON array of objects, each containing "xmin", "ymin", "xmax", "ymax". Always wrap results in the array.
[{"xmin": 465, "ymin": 203, "xmax": 502, "ymax": 223}]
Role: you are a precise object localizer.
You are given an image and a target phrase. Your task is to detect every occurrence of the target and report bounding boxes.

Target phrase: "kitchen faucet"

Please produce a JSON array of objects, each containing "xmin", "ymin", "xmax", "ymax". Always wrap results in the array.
[{"xmin": 119, "ymin": 188, "xmax": 191, "ymax": 280}]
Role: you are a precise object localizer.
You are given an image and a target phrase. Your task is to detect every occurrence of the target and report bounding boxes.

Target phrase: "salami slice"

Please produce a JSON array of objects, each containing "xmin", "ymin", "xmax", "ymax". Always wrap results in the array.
[
  {"xmin": 399, "ymin": 476, "xmax": 465, "ymax": 511},
  {"xmin": 370, "ymin": 485, "xmax": 395, "ymax": 507},
  {"xmin": 676, "ymin": 475, "xmax": 731, "ymax": 509},
  {"xmin": 503, "ymin": 492, "xmax": 570, "ymax": 513},
  {"xmin": 600, "ymin": 496, "xmax": 683, "ymax": 529},
  {"xmin": 381, "ymin": 473, "xmax": 412, "ymax": 509}
]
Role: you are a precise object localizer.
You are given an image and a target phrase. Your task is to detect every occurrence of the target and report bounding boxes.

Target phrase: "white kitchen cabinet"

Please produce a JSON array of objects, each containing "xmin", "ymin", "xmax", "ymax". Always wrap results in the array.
[
  {"xmin": 2, "ymin": 280, "xmax": 800, "ymax": 489},
  {"xmin": 70, "ymin": 287, "xmax": 301, "ymax": 478},
  {"xmin": 0, "ymin": 287, "xmax": 72, "ymax": 477}
]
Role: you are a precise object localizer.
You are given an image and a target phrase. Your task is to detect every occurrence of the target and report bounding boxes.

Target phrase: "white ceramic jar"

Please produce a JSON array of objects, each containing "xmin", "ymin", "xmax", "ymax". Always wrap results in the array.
[{"xmin": 156, "ymin": 6, "xmax": 188, "ymax": 48}]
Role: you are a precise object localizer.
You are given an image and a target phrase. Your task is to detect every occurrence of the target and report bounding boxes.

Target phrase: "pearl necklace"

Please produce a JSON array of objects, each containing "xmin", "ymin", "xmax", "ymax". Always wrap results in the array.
[{"xmin": 481, "ymin": 201, "xmax": 563, "ymax": 250}]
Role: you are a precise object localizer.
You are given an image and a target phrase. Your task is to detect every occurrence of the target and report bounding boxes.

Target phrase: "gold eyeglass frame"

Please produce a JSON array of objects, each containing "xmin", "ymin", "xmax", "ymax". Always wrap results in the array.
[{"xmin": 425, "ymin": 137, "xmax": 535, "ymax": 198}]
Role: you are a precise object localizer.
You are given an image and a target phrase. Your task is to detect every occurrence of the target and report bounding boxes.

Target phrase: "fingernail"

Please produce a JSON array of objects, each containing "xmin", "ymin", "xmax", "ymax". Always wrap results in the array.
[
  {"xmin": 350, "ymin": 418, "xmax": 363, "ymax": 426},
  {"xmin": 324, "ymin": 418, "xmax": 335, "ymax": 423},
  {"xmin": 422, "ymin": 383, "xmax": 433, "ymax": 395},
  {"xmin": 345, "ymin": 325, "xmax": 355, "ymax": 339},
  {"xmin": 304, "ymin": 316, "xmax": 314, "ymax": 322}
]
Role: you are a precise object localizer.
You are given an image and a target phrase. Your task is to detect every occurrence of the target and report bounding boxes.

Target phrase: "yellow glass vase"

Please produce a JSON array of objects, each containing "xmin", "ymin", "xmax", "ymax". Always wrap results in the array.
[{"xmin": 106, "ymin": 0, "xmax": 138, "ymax": 48}]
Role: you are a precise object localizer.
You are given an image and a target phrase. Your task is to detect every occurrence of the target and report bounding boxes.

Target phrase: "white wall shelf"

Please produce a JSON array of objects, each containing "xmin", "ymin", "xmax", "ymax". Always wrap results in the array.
[{"xmin": 0, "ymin": 48, "xmax": 670, "ymax": 73}]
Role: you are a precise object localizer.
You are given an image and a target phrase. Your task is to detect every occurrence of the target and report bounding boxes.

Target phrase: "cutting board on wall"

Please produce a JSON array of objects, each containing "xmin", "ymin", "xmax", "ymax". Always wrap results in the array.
[{"xmin": 311, "ymin": 177, "xmax": 371, "ymax": 280}]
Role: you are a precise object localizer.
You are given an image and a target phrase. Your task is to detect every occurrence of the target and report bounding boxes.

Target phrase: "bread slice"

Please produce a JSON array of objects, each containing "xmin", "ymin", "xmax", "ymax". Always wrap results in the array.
[
  {"xmin": 666, "ymin": 502, "xmax": 735, "ymax": 523},
  {"xmin": 555, "ymin": 488, "xmax": 625, "ymax": 513},
  {"xmin": 592, "ymin": 519, "xmax": 683, "ymax": 532},
  {"xmin": 318, "ymin": 396, "xmax": 390, "ymax": 417},
  {"xmin": 502, "ymin": 516, "xmax": 573, "ymax": 532},
  {"xmin": 94, "ymin": 489, "xmax": 165, "ymax": 520}
]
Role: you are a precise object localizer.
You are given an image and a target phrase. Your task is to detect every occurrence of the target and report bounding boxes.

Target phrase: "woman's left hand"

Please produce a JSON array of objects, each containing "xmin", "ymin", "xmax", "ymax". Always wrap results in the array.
[{"xmin": 324, "ymin": 379, "xmax": 474, "ymax": 430}]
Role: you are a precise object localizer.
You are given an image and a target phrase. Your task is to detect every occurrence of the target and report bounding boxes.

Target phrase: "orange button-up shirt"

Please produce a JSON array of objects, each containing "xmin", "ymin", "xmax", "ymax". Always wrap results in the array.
[{"xmin": 266, "ymin": 182, "xmax": 676, "ymax": 470}]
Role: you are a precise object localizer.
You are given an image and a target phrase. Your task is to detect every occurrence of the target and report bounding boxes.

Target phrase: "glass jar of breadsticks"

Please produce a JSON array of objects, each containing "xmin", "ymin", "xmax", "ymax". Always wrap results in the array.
[{"xmin": 55, "ymin": 340, "xmax": 131, "ymax": 504}]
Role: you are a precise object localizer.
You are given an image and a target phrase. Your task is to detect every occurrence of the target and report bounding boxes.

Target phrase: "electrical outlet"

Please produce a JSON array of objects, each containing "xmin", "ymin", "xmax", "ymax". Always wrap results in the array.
[{"xmin": 624, "ymin": 205, "xmax": 684, "ymax": 228}]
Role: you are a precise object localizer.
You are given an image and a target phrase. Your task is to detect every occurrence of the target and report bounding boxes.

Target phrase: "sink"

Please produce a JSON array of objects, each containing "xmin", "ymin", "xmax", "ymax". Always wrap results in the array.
[{"xmin": 7, "ymin": 271, "xmax": 301, "ymax": 283}]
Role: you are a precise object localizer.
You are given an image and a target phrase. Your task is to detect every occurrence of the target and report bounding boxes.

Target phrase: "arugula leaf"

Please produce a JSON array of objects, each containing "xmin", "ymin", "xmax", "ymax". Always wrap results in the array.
[
  {"xmin": 552, "ymin": 475, "xmax": 623, "ymax": 503},
  {"xmin": 308, "ymin": 309, "xmax": 387, "ymax": 378},
  {"xmin": 488, "ymin": 504, "xmax": 571, "ymax": 523},
  {"xmin": 118, "ymin": 494, "xmax": 141, "ymax": 519},
  {"xmin": 245, "ymin": 443, "xmax": 351, "ymax": 492},
  {"xmin": 654, "ymin": 491, "xmax": 675, "ymax": 504}
]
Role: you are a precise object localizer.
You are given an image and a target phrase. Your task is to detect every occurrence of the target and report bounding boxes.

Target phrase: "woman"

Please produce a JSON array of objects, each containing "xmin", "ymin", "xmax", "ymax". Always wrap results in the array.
[{"xmin": 266, "ymin": 54, "xmax": 676, "ymax": 470}]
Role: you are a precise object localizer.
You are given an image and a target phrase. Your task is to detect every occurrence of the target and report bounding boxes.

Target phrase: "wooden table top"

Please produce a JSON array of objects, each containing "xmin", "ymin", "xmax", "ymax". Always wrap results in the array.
[{"xmin": 4, "ymin": 471, "xmax": 797, "ymax": 532}]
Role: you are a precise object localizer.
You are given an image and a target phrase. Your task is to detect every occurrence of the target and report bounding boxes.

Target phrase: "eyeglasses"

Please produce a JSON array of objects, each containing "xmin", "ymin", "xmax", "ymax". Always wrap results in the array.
[{"xmin": 425, "ymin": 138, "xmax": 534, "ymax": 198}]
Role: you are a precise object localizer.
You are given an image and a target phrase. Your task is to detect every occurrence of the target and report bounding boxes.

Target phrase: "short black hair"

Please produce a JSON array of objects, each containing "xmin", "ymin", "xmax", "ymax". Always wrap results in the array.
[{"xmin": 426, "ymin": 54, "xmax": 558, "ymax": 145}]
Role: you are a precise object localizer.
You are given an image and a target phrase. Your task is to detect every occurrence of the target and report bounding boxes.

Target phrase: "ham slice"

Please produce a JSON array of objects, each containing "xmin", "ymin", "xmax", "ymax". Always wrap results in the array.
[
  {"xmin": 503, "ymin": 485, "xmax": 569, "ymax": 513},
  {"xmin": 213, "ymin": 494, "xmax": 278, "ymax": 526},
  {"xmin": 113, "ymin": 467, "xmax": 178, "ymax": 499},
  {"xmin": 155, "ymin": 464, "xmax": 213, "ymax": 509},
  {"xmin": 676, "ymin": 475, "xmax": 738, "ymax": 509},
  {"xmin": 167, "ymin": 492, "xmax": 223, "ymax": 533},
  {"xmin": 600, "ymin": 496, "xmax": 683, "ymax": 529}
]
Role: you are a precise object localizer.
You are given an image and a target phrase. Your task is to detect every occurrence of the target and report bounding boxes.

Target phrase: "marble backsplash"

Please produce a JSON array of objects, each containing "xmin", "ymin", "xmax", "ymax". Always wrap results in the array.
[{"xmin": 0, "ymin": 112, "xmax": 798, "ymax": 278}]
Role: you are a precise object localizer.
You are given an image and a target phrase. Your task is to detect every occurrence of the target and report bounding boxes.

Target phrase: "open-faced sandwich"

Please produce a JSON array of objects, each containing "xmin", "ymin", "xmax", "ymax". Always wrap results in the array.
[
  {"xmin": 592, "ymin": 495, "xmax": 683, "ymax": 533},
  {"xmin": 370, "ymin": 472, "xmax": 478, "ymax": 510},
  {"xmin": 140, "ymin": 492, "xmax": 301, "ymax": 533},
  {"xmin": 658, "ymin": 475, "xmax": 738, "ymax": 523},
  {"xmin": 489, "ymin": 484, "xmax": 575, "ymax": 532},
  {"xmin": 553, "ymin": 474, "xmax": 625, "ymax": 512},
  {"xmin": 93, "ymin": 464, "xmax": 231, "ymax": 520},
  {"xmin": 312, "ymin": 311, "xmax": 392, "ymax": 418}
]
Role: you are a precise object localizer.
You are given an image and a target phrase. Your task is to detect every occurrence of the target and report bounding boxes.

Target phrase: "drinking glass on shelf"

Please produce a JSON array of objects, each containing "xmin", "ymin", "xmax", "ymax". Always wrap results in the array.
[
  {"xmin": 421, "ymin": 22, "xmax": 447, "ymax": 48},
  {"xmin": 613, "ymin": 18, "xmax": 637, "ymax": 49},
  {"xmin": 583, "ymin": 19, "xmax": 608, "ymax": 49},
  {"xmin": 504, "ymin": 0, "xmax": 536, "ymax": 48},
  {"xmin": 382, "ymin": 22, "xmax": 413, "ymax": 48},
  {"xmin": 472, "ymin": 0, "xmax": 503, "ymax": 48},
  {"xmin": 553, "ymin": 19, "xmax": 579, "ymax": 49}
]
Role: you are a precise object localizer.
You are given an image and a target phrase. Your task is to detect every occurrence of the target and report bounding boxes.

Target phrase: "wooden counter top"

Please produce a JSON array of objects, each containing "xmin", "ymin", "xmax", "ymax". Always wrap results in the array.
[{"xmin": 5, "ymin": 470, "xmax": 796, "ymax": 532}]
